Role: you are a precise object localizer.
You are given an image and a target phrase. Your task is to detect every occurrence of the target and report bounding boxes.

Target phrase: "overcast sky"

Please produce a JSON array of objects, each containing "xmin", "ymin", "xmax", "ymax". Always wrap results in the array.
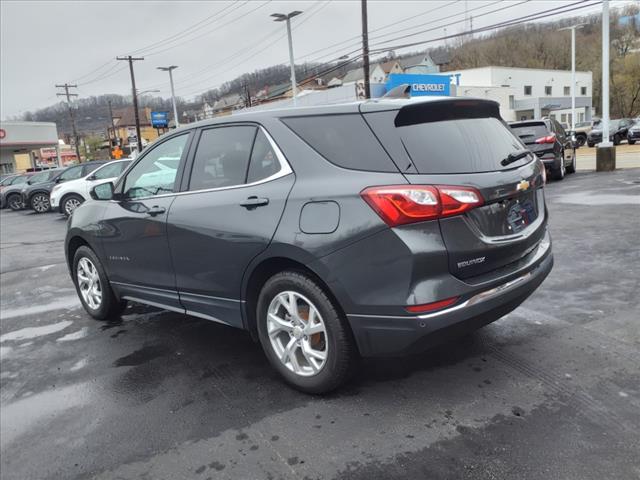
[{"xmin": 0, "ymin": 0, "xmax": 630, "ymax": 119}]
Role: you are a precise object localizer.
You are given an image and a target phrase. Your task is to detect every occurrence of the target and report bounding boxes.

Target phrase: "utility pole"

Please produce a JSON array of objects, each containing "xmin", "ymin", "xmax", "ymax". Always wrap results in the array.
[
  {"xmin": 55, "ymin": 83, "xmax": 82, "ymax": 162},
  {"xmin": 596, "ymin": 0, "xmax": 615, "ymax": 171},
  {"xmin": 361, "ymin": 0, "xmax": 371, "ymax": 99},
  {"xmin": 107, "ymin": 100, "xmax": 119, "ymax": 149},
  {"xmin": 244, "ymin": 82, "xmax": 252, "ymax": 108},
  {"xmin": 117, "ymin": 55, "xmax": 144, "ymax": 152},
  {"xmin": 271, "ymin": 11, "xmax": 302, "ymax": 106},
  {"xmin": 157, "ymin": 66, "xmax": 180, "ymax": 128}
]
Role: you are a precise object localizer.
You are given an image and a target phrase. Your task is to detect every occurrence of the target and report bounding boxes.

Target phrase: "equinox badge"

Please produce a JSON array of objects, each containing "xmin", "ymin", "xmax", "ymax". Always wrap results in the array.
[{"xmin": 516, "ymin": 180, "xmax": 530, "ymax": 191}]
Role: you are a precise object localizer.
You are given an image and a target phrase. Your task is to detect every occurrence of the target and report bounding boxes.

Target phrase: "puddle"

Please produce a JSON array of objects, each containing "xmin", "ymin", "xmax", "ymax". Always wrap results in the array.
[
  {"xmin": 56, "ymin": 327, "xmax": 89, "ymax": 342},
  {"xmin": 0, "ymin": 320, "xmax": 73, "ymax": 343},
  {"xmin": 0, "ymin": 297, "xmax": 80, "ymax": 320},
  {"xmin": 0, "ymin": 382, "xmax": 93, "ymax": 449},
  {"xmin": 556, "ymin": 192, "xmax": 640, "ymax": 206}
]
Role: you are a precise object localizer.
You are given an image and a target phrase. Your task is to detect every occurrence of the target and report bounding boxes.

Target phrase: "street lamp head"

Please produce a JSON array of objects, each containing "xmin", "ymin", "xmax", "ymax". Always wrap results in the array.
[
  {"xmin": 271, "ymin": 11, "xmax": 302, "ymax": 21},
  {"xmin": 157, "ymin": 65, "xmax": 178, "ymax": 71}
]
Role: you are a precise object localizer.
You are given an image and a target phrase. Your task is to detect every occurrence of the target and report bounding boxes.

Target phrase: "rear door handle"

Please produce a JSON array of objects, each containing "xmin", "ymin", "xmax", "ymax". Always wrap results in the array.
[
  {"xmin": 147, "ymin": 205, "xmax": 166, "ymax": 217},
  {"xmin": 239, "ymin": 196, "xmax": 269, "ymax": 209}
]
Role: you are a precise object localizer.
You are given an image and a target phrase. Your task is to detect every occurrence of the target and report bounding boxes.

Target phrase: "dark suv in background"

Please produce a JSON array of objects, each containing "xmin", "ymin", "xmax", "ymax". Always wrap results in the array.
[
  {"xmin": 66, "ymin": 98, "xmax": 553, "ymax": 393},
  {"xmin": 587, "ymin": 118, "xmax": 633, "ymax": 146},
  {"xmin": 509, "ymin": 118, "xmax": 575, "ymax": 180}
]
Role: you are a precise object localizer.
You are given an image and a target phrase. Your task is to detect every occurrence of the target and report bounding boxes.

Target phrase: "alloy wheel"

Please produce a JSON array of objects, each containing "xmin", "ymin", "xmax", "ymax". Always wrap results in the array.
[
  {"xmin": 65, "ymin": 197, "xmax": 81, "ymax": 215},
  {"xmin": 267, "ymin": 291, "xmax": 328, "ymax": 377},
  {"xmin": 77, "ymin": 257, "xmax": 102, "ymax": 310},
  {"xmin": 32, "ymin": 194, "xmax": 49, "ymax": 213},
  {"xmin": 8, "ymin": 196, "xmax": 23, "ymax": 210}
]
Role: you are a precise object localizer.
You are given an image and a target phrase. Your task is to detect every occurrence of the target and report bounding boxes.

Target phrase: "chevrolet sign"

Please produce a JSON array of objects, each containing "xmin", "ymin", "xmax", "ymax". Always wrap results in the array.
[{"xmin": 386, "ymin": 73, "xmax": 451, "ymax": 97}]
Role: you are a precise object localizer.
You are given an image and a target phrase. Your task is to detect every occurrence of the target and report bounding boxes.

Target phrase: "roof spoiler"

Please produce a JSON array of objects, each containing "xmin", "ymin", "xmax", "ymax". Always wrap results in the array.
[{"xmin": 395, "ymin": 98, "xmax": 501, "ymax": 127}]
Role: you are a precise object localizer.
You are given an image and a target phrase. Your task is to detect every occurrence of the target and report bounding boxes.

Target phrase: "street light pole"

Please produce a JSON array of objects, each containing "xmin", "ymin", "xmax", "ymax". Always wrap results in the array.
[
  {"xmin": 271, "ymin": 11, "xmax": 302, "ymax": 106},
  {"xmin": 596, "ymin": 0, "xmax": 615, "ymax": 171},
  {"xmin": 158, "ymin": 66, "xmax": 180, "ymax": 128},
  {"xmin": 560, "ymin": 24, "xmax": 585, "ymax": 131}
]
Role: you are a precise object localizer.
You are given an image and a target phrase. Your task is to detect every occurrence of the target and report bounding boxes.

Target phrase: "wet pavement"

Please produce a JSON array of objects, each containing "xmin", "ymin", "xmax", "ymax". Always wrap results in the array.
[{"xmin": 1, "ymin": 169, "xmax": 639, "ymax": 480}]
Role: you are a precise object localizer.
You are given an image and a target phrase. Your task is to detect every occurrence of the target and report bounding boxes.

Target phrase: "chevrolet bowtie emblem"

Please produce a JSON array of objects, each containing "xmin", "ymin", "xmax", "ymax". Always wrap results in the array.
[{"xmin": 516, "ymin": 180, "xmax": 530, "ymax": 191}]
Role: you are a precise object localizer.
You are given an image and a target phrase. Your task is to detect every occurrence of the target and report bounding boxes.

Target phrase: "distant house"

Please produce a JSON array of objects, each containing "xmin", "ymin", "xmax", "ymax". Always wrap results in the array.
[
  {"xmin": 110, "ymin": 107, "xmax": 160, "ymax": 151},
  {"xmin": 378, "ymin": 60, "xmax": 404, "ymax": 81},
  {"xmin": 327, "ymin": 77, "xmax": 343, "ymax": 88},
  {"xmin": 342, "ymin": 63, "xmax": 386, "ymax": 85},
  {"xmin": 212, "ymin": 93, "xmax": 244, "ymax": 116},
  {"xmin": 399, "ymin": 51, "xmax": 451, "ymax": 74}
]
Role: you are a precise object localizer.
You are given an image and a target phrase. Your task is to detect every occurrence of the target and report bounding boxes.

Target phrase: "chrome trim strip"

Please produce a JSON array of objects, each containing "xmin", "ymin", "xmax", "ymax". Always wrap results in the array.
[
  {"xmin": 110, "ymin": 125, "xmax": 293, "ymax": 203},
  {"xmin": 185, "ymin": 309, "xmax": 232, "ymax": 327},
  {"xmin": 180, "ymin": 291, "xmax": 242, "ymax": 303},
  {"xmin": 111, "ymin": 281, "xmax": 176, "ymax": 294},
  {"xmin": 120, "ymin": 296, "xmax": 185, "ymax": 315},
  {"xmin": 112, "ymin": 281, "xmax": 242, "ymax": 304},
  {"xmin": 347, "ymin": 270, "xmax": 535, "ymax": 321}
]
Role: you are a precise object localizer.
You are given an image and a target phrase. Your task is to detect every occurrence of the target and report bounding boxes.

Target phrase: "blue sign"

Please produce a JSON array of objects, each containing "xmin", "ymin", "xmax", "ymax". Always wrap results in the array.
[
  {"xmin": 151, "ymin": 111, "xmax": 169, "ymax": 128},
  {"xmin": 386, "ymin": 73, "xmax": 451, "ymax": 97}
]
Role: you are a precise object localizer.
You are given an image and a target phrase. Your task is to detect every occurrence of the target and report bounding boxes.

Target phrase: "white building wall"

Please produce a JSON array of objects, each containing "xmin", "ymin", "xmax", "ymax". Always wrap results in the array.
[{"xmin": 456, "ymin": 86, "xmax": 518, "ymax": 121}]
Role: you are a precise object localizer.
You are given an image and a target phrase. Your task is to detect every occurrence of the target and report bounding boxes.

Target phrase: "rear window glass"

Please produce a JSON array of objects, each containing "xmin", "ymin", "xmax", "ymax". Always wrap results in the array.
[
  {"xmin": 510, "ymin": 123, "xmax": 549, "ymax": 141},
  {"xmin": 366, "ymin": 112, "xmax": 526, "ymax": 174},
  {"xmin": 282, "ymin": 114, "xmax": 398, "ymax": 172}
]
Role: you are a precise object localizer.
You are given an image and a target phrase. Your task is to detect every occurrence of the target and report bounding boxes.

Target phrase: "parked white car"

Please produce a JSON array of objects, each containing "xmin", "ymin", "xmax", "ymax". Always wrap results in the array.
[{"xmin": 50, "ymin": 159, "xmax": 131, "ymax": 216}]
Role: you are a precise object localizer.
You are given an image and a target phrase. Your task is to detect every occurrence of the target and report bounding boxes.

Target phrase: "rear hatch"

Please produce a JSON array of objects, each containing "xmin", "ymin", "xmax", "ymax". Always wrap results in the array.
[
  {"xmin": 362, "ymin": 99, "xmax": 547, "ymax": 280},
  {"xmin": 509, "ymin": 121, "xmax": 553, "ymax": 158}
]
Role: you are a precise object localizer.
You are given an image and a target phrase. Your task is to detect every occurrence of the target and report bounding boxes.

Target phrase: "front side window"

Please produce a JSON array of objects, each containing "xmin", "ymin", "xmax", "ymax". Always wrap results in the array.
[
  {"xmin": 28, "ymin": 170, "xmax": 53, "ymax": 184},
  {"xmin": 189, "ymin": 126, "xmax": 256, "ymax": 191},
  {"xmin": 93, "ymin": 161, "xmax": 130, "ymax": 180},
  {"xmin": 524, "ymin": 85, "xmax": 532, "ymax": 96},
  {"xmin": 123, "ymin": 134, "xmax": 189, "ymax": 199},
  {"xmin": 58, "ymin": 165, "xmax": 84, "ymax": 182}
]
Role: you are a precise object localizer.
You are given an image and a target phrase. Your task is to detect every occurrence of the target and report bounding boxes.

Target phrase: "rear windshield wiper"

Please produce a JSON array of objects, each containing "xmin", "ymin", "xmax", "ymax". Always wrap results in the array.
[{"xmin": 501, "ymin": 150, "xmax": 531, "ymax": 167}]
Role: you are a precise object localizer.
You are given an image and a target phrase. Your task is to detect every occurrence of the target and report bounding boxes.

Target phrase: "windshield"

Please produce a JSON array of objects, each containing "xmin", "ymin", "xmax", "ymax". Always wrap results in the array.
[{"xmin": 29, "ymin": 170, "xmax": 57, "ymax": 183}]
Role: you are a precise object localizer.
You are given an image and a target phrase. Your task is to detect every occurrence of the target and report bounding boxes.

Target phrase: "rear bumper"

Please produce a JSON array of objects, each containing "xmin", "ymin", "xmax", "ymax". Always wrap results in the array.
[{"xmin": 346, "ymin": 235, "xmax": 553, "ymax": 357}]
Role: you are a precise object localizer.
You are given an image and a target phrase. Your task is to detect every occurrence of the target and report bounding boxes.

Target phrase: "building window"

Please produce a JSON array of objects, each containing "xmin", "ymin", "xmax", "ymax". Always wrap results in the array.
[
  {"xmin": 508, "ymin": 95, "xmax": 515, "ymax": 109},
  {"xmin": 564, "ymin": 86, "xmax": 570, "ymax": 96},
  {"xmin": 545, "ymin": 86, "xmax": 552, "ymax": 96},
  {"xmin": 581, "ymin": 86, "xmax": 587, "ymax": 95},
  {"xmin": 579, "ymin": 112, "xmax": 585, "ymax": 122},
  {"xmin": 561, "ymin": 113, "xmax": 567, "ymax": 122},
  {"xmin": 524, "ymin": 85, "xmax": 532, "ymax": 96}
]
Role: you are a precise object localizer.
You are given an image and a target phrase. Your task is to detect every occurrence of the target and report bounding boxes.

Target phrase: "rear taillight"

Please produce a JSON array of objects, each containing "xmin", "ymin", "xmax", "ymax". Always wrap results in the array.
[
  {"xmin": 361, "ymin": 185, "xmax": 484, "ymax": 227},
  {"xmin": 535, "ymin": 134, "xmax": 556, "ymax": 144}
]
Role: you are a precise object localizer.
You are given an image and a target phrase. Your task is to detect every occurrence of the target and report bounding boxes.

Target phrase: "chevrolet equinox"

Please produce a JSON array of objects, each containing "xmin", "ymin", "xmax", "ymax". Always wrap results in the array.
[{"xmin": 65, "ymin": 98, "xmax": 553, "ymax": 393}]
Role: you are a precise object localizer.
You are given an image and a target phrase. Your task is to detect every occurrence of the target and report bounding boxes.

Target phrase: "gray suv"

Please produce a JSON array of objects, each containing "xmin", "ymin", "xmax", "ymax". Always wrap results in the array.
[{"xmin": 65, "ymin": 98, "xmax": 553, "ymax": 393}]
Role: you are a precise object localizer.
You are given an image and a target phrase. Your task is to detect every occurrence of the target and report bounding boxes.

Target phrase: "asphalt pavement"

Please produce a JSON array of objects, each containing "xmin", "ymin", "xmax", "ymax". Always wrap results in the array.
[{"xmin": 1, "ymin": 169, "xmax": 639, "ymax": 480}]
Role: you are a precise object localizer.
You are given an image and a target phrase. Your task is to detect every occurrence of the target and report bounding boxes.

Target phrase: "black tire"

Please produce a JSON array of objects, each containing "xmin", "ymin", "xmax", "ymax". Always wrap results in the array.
[
  {"xmin": 629, "ymin": 139, "xmax": 636, "ymax": 145},
  {"xmin": 576, "ymin": 134, "xmax": 587, "ymax": 147},
  {"xmin": 566, "ymin": 150, "xmax": 577, "ymax": 174},
  {"xmin": 587, "ymin": 141, "xmax": 595, "ymax": 148},
  {"xmin": 7, "ymin": 193, "xmax": 23, "ymax": 211},
  {"xmin": 30, "ymin": 193, "xmax": 50, "ymax": 213},
  {"xmin": 551, "ymin": 153, "xmax": 566, "ymax": 181},
  {"xmin": 61, "ymin": 194, "xmax": 84, "ymax": 217},
  {"xmin": 72, "ymin": 245, "xmax": 126, "ymax": 320},
  {"xmin": 256, "ymin": 271, "xmax": 357, "ymax": 394},
  {"xmin": 613, "ymin": 134, "xmax": 621, "ymax": 146}
]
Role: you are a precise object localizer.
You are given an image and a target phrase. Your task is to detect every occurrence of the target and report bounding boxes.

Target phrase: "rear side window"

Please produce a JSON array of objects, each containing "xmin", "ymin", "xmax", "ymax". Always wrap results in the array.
[
  {"xmin": 189, "ymin": 126, "xmax": 256, "ymax": 191},
  {"xmin": 282, "ymin": 114, "xmax": 398, "ymax": 172},
  {"xmin": 247, "ymin": 130, "xmax": 281, "ymax": 183},
  {"xmin": 58, "ymin": 165, "xmax": 84, "ymax": 182}
]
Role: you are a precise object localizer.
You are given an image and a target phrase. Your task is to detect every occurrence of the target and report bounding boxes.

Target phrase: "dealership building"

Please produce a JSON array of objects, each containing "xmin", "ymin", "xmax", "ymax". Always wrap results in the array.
[{"xmin": 446, "ymin": 66, "xmax": 594, "ymax": 124}]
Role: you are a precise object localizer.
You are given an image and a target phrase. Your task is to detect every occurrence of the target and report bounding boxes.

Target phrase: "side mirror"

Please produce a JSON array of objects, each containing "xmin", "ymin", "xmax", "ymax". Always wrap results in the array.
[
  {"xmin": 87, "ymin": 174, "xmax": 97, "ymax": 181},
  {"xmin": 90, "ymin": 182, "xmax": 115, "ymax": 201}
]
